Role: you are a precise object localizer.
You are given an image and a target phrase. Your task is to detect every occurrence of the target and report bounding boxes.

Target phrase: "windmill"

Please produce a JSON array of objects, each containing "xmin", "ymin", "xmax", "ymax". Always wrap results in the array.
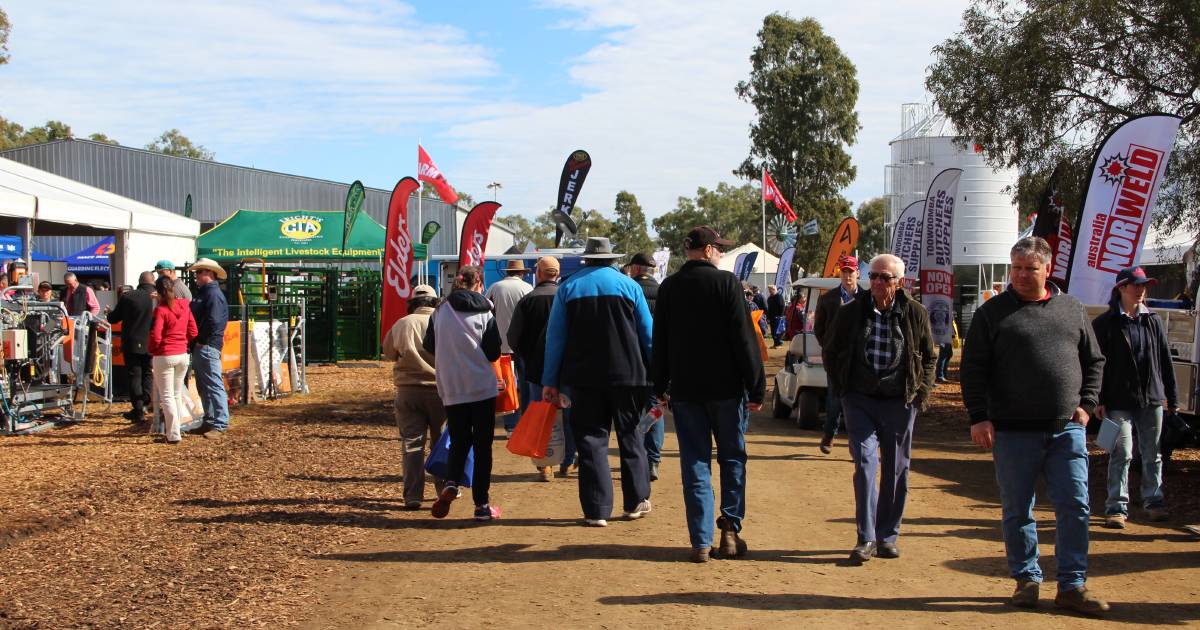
[{"xmin": 766, "ymin": 215, "xmax": 797, "ymax": 255}]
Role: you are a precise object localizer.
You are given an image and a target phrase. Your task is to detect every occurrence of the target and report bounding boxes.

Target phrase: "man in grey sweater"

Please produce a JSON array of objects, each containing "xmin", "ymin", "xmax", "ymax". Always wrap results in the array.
[{"xmin": 960, "ymin": 237, "xmax": 1108, "ymax": 616}]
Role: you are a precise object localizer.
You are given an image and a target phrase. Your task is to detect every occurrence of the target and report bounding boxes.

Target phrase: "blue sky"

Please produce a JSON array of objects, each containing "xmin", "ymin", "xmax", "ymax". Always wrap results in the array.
[{"xmin": 0, "ymin": 0, "xmax": 971, "ymax": 226}]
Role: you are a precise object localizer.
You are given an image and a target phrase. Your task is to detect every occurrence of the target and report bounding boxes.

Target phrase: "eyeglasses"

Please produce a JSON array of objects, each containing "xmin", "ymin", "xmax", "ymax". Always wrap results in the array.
[{"xmin": 868, "ymin": 272, "xmax": 898, "ymax": 282}]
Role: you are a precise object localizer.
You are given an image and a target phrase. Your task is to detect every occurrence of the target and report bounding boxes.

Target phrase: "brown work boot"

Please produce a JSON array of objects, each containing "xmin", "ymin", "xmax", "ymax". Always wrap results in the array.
[
  {"xmin": 1010, "ymin": 580, "xmax": 1039, "ymax": 609},
  {"xmin": 712, "ymin": 517, "xmax": 747, "ymax": 559},
  {"xmin": 1054, "ymin": 586, "xmax": 1110, "ymax": 617},
  {"xmin": 1103, "ymin": 513, "xmax": 1127, "ymax": 529},
  {"xmin": 689, "ymin": 547, "xmax": 710, "ymax": 563},
  {"xmin": 1145, "ymin": 506, "xmax": 1170, "ymax": 522}
]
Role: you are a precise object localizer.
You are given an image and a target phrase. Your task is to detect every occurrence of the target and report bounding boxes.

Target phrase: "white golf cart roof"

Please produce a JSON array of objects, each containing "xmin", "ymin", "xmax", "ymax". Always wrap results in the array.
[{"xmin": 791, "ymin": 277, "xmax": 870, "ymax": 290}]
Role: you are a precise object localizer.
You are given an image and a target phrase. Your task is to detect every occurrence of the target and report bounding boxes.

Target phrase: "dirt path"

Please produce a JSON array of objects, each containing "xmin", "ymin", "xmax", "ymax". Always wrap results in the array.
[
  {"xmin": 301, "ymin": 369, "xmax": 1200, "ymax": 628},
  {"xmin": 2, "ymin": 353, "xmax": 1198, "ymax": 628}
]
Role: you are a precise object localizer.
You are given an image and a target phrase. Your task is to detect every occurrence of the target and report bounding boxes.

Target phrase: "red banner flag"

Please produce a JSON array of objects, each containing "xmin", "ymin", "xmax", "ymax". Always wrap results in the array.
[
  {"xmin": 763, "ymin": 169, "xmax": 796, "ymax": 222},
  {"xmin": 381, "ymin": 177, "xmax": 420, "ymax": 343},
  {"xmin": 417, "ymin": 145, "xmax": 458, "ymax": 205},
  {"xmin": 458, "ymin": 201, "xmax": 502, "ymax": 268}
]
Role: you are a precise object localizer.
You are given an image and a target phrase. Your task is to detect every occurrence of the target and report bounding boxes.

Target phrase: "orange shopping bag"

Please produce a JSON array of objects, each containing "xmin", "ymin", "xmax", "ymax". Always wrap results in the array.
[
  {"xmin": 494, "ymin": 354, "xmax": 519, "ymax": 413},
  {"xmin": 750, "ymin": 310, "xmax": 768, "ymax": 362},
  {"xmin": 506, "ymin": 401, "xmax": 558, "ymax": 458}
]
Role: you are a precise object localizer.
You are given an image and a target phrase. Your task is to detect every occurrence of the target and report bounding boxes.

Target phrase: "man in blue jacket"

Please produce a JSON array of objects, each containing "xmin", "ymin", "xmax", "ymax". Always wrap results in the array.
[
  {"xmin": 188, "ymin": 258, "xmax": 230, "ymax": 439},
  {"xmin": 542, "ymin": 237, "xmax": 654, "ymax": 528}
]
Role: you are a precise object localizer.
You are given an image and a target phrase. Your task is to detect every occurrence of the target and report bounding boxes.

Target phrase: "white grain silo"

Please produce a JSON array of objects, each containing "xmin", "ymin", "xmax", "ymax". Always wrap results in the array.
[{"xmin": 885, "ymin": 104, "xmax": 1019, "ymax": 326}]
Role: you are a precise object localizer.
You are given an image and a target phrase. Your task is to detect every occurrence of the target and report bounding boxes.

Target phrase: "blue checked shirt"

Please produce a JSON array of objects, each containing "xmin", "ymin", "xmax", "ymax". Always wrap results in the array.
[{"xmin": 865, "ymin": 301, "xmax": 900, "ymax": 374}]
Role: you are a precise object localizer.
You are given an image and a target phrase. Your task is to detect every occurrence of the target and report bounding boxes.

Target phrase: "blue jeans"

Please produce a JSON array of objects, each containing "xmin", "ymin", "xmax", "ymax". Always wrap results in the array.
[
  {"xmin": 644, "ymin": 415, "xmax": 665, "ymax": 464},
  {"xmin": 936, "ymin": 343, "xmax": 953, "ymax": 380},
  {"xmin": 191, "ymin": 344, "xmax": 229, "ymax": 431},
  {"xmin": 672, "ymin": 396, "xmax": 748, "ymax": 549},
  {"xmin": 993, "ymin": 424, "xmax": 1090, "ymax": 591},
  {"xmin": 1106, "ymin": 406, "xmax": 1165, "ymax": 515},
  {"xmin": 842, "ymin": 393, "xmax": 916, "ymax": 544}
]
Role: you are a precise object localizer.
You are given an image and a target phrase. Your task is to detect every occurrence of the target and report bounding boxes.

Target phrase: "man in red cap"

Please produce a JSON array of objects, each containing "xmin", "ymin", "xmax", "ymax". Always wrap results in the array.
[{"xmin": 812, "ymin": 254, "xmax": 862, "ymax": 454}]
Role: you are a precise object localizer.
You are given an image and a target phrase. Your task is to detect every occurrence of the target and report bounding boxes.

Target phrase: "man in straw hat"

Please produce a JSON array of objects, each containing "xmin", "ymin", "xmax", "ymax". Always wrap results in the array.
[
  {"xmin": 188, "ymin": 258, "xmax": 231, "ymax": 439},
  {"xmin": 487, "ymin": 258, "xmax": 534, "ymax": 436},
  {"xmin": 543, "ymin": 237, "xmax": 654, "ymax": 527}
]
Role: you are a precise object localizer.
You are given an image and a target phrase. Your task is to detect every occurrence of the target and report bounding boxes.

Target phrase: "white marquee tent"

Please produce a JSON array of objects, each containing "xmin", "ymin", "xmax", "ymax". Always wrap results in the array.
[
  {"xmin": 718, "ymin": 243, "xmax": 784, "ymax": 289},
  {"xmin": 0, "ymin": 157, "xmax": 199, "ymax": 286}
]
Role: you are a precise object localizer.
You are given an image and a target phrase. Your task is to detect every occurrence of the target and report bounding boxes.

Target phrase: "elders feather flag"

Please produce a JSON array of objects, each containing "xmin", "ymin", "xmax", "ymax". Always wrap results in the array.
[
  {"xmin": 763, "ymin": 169, "xmax": 797, "ymax": 222},
  {"xmin": 1031, "ymin": 166, "xmax": 1074, "ymax": 287},
  {"xmin": 417, "ymin": 145, "xmax": 458, "ymax": 205},
  {"xmin": 1066, "ymin": 113, "xmax": 1183, "ymax": 305},
  {"xmin": 458, "ymin": 201, "xmax": 502, "ymax": 268},
  {"xmin": 553, "ymin": 150, "xmax": 591, "ymax": 246},
  {"xmin": 920, "ymin": 168, "xmax": 963, "ymax": 345},
  {"xmin": 381, "ymin": 177, "xmax": 420, "ymax": 343}
]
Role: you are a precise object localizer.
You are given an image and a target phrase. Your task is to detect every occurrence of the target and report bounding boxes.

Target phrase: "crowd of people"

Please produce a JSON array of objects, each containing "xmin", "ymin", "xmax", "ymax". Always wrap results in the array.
[{"xmin": 379, "ymin": 228, "xmax": 1185, "ymax": 617}]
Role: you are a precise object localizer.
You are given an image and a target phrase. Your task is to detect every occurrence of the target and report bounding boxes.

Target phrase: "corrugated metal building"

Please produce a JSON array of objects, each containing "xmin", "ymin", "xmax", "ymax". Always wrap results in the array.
[{"xmin": 0, "ymin": 139, "xmax": 513, "ymax": 260}]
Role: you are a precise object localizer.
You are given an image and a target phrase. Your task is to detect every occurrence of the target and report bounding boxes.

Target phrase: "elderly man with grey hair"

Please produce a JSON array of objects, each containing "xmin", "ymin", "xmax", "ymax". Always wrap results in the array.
[
  {"xmin": 961, "ymin": 236, "xmax": 1108, "ymax": 616},
  {"xmin": 823, "ymin": 253, "xmax": 935, "ymax": 564}
]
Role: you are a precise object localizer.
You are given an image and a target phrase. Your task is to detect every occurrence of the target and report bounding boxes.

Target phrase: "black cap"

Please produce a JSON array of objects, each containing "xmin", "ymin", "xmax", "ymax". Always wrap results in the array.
[
  {"xmin": 1115, "ymin": 266, "xmax": 1156, "ymax": 287},
  {"xmin": 629, "ymin": 252, "xmax": 656, "ymax": 267},
  {"xmin": 684, "ymin": 225, "xmax": 733, "ymax": 250},
  {"xmin": 37, "ymin": 281, "xmax": 52, "ymax": 290}
]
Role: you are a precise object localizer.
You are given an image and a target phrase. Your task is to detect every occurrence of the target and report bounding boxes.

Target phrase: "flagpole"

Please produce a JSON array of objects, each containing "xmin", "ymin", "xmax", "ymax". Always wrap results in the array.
[
  {"xmin": 761, "ymin": 166, "xmax": 767, "ymax": 288},
  {"xmin": 417, "ymin": 139, "xmax": 424, "ymax": 282}
]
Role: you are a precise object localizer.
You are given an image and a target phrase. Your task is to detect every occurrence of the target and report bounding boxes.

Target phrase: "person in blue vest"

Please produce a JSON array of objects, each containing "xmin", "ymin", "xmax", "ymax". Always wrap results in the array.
[
  {"xmin": 542, "ymin": 237, "xmax": 654, "ymax": 527},
  {"xmin": 187, "ymin": 258, "xmax": 231, "ymax": 439}
]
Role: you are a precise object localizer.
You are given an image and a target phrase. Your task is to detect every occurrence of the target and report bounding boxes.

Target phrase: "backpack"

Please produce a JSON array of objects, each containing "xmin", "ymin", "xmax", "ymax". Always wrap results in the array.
[{"xmin": 1160, "ymin": 411, "xmax": 1196, "ymax": 461}]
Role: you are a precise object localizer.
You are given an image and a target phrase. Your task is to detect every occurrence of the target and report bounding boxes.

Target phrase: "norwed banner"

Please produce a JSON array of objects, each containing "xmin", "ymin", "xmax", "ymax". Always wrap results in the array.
[
  {"xmin": 775, "ymin": 246, "xmax": 796, "ymax": 291},
  {"xmin": 381, "ymin": 177, "xmax": 420, "ymax": 343},
  {"xmin": 553, "ymin": 150, "xmax": 591, "ymax": 246},
  {"xmin": 458, "ymin": 201, "xmax": 503, "ymax": 268},
  {"xmin": 920, "ymin": 168, "xmax": 963, "ymax": 345},
  {"xmin": 891, "ymin": 200, "xmax": 923, "ymax": 287},
  {"xmin": 342, "ymin": 180, "xmax": 365, "ymax": 254},
  {"xmin": 821, "ymin": 217, "xmax": 860, "ymax": 278},
  {"xmin": 1067, "ymin": 113, "xmax": 1183, "ymax": 305},
  {"xmin": 735, "ymin": 251, "xmax": 758, "ymax": 281},
  {"xmin": 1031, "ymin": 165, "xmax": 1074, "ymax": 287}
]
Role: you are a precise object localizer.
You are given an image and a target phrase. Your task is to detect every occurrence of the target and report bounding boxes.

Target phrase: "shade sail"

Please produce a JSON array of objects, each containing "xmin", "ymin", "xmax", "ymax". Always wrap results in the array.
[
  {"xmin": 197, "ymin": 209, "xmax": 386, "ymax": 260},
  {"xmin": 65, "ymin": 236, "xmax": 115, "ymax": 273}
]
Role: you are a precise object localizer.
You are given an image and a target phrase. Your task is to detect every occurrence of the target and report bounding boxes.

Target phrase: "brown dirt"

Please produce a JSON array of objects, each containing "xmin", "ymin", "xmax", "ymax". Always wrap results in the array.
[{"xmin": 2, "ymin": 353, "xmax": 1199, "ymax": 629}]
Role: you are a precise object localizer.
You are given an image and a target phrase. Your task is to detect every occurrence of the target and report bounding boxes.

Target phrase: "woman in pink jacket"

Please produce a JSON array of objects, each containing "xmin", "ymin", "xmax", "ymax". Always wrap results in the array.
[{"xmin": 148, "ymin": 275, "xmax": 197, "ymax": 444}]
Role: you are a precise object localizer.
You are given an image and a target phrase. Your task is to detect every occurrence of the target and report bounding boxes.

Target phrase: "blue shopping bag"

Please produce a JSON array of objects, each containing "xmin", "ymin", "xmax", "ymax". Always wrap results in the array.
[
  {"xmin": 424, "ymin": 427, "xmax": 474, "ymax": 487},
  {"xmin": 773, "ymin": 317, "xmax": 786, "ymax": 337}
]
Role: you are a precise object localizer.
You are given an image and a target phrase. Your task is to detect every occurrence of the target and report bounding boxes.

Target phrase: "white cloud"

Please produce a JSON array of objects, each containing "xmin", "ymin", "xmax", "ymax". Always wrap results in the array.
[{"xmin": 448, "ymin": 0, "xmax": 970, "ymax": 222}]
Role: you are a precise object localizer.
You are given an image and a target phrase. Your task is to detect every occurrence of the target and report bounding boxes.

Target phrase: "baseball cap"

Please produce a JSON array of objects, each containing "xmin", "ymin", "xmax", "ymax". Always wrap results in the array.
[
  {"xmin": 837, "ymin": 255, "xmax": 858, "ymax": 271},
  {"xmin": 1115, "ymin": 266, "xmax": 1156, "ymax": 287},
  {"xmin": 412, "ymin": 284, "xmax": 436, "ymax": 298},
  {"xmin": 154, "ymin": 260, "xmax": 176, "ymax": 271},
  {"xmin": 684, "ymin": 226, "xmax": 733, "ymax": 250},
  {"xmin": 37, "ymin": 281, "xmax": 52, "ymax": 290},
  {"xmin": 536, "ymin": 256, "xmax": 560, "ymax": 276}
]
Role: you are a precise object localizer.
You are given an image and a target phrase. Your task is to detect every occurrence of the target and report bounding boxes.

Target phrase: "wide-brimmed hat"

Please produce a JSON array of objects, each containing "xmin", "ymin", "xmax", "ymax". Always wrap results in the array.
[
  {"xmin": 629, "ymin": 252, "xmax": 656, "ymax": 267},
  {"xmin": 1115, "ymin": 266, "xmax": 1156, "ymax": 287},
  {"xmin": 580, "ymin": 237, "xmax": 623, "ymax": 259},
  {"xmin": 503, "ymin": 259, "xmax": 528, "ymax": 272},
  {"xmin": 187, "ymin": 258, "xmax": 227, "ymax": 281}
]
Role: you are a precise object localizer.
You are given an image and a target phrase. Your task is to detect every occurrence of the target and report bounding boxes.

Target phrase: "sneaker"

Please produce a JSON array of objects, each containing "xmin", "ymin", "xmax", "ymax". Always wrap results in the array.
[
  {"xmin": 1103, "ymin": 513, "xmax": 1127, "ymax": 529},
  {"xmin": 1145, "ymin": 507, "xmax": 1170, "ymax": 522},
  {"xmin": 1054, "ymin": 586, "xmax": 1109, "ymax": 617},
  {"xmin": 583, "ymin": 518, "xmax": 608, "ymax": 527},
  {"xmin": 1010, "ymin": 580, "xmax": 1040, "ymax": 609},
  {"xmin": 473, "ymin": 504, "xmax": 502, "ymax": 521},
  {"xmin": 689, "ymin": 547, "xmax": 710, "ymax": 563},
  {"xmin": 649, "ymin": 461, "xmax": 660, "ymax": 481},
  {"xmin": 819, "ymin": 435, "xmax": 833, "ymax": 455},
  {"xmin": 538, "ymin": 466, "xmax": 553, "ymax": 482},
  {"xmin": 431, "ymin": 484, "xmax": 457, "ymax": 519},
  {"xmin": 624, "ymin": 499, "xmax": 652, "ymax": 520}
]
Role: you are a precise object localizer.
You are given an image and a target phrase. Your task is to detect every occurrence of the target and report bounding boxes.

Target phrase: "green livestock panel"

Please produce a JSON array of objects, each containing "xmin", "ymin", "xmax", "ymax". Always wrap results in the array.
[{"xmin": 335, "ymin": 270, "xmax": 381, "ymax": 361}]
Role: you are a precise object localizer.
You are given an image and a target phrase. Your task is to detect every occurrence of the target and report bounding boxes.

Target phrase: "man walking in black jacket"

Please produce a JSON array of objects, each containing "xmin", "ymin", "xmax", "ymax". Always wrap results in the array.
[
  {"xmin": 652, "ymin": 226, "xmax": 765, "ymax": 563},
  {"xmin": 766, "ymin": 285, "xmax": 785, "ymax": 348},
  {"xmin": 107, "ymin": 271, "xmax": 156, "ymax": 424},
  {"xmin": 629, "ymin": 251, "xmax": 664, "ymax": 480}
]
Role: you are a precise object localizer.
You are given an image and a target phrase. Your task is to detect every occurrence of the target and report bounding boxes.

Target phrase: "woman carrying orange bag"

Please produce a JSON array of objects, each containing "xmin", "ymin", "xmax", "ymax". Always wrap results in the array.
[{"xmin": 423, "ymin": 266, "xmax": 503, "ymax": 522}]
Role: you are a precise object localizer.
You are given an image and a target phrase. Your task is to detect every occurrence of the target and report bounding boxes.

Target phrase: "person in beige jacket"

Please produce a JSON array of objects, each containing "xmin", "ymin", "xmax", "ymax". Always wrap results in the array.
[{"xmin": 382, "ymin": 284, "xmax": 446, "ymax": 509}]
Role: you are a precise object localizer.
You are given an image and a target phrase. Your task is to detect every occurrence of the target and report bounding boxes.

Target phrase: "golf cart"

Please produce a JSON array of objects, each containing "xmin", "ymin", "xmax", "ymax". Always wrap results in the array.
[{"xmin": 772, "ymin": 276, "xmax": 866, "ymax": 428}]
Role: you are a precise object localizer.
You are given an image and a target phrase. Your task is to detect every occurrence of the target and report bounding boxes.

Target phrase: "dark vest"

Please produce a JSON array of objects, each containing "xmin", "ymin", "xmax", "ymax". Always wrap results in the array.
[{"xmin": 65, "ymin": 285, "xmax": 89, "ymax": 316}]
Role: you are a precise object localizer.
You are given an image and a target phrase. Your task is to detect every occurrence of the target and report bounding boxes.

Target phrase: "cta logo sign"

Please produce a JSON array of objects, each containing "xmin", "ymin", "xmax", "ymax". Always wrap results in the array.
[{"xmin": 280, "ymin": 215, "xmax": 323, "ymax": 242}]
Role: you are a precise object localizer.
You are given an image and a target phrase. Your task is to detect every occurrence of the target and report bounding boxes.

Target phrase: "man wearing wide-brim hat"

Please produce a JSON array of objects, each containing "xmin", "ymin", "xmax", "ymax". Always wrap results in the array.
[
  {"xmin": 486, "ymin": 257, "xmax": 534, "ymax": 437},
  {"xmin": 542, "ymin": 237, "xmax": 654, "ymax": 526},
  {"xmin": 187, "ymin": 258, "xmax": 231, "ymax": 439}
]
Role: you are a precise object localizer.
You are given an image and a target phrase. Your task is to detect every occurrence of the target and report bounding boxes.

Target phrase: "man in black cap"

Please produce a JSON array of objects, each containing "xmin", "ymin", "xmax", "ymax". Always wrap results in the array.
[
  {"xmin": 106, "ymin": 271, "xmax": 157, "ymax": 424},
  {"xmin": 629, "ymin": 251, "xmax": 664, "ymax": 480},
  {"xmin": 652, "ymin": 226, "xmax": 765, "ymax": 562},
  {"xmin": 542, "ymin": 237, "xmax": 654, "ymax": 527}
]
